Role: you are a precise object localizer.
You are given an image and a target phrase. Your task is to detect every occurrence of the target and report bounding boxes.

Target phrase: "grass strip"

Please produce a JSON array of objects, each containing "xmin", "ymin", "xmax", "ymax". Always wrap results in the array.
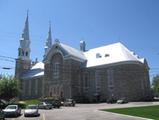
[
  {"xmin": 20, "ymin": 99, "xmax": 40, "ymax": 106},
  {"xmin": 102, "ymin": 105, "xmax": 159, "ymax": 120}
]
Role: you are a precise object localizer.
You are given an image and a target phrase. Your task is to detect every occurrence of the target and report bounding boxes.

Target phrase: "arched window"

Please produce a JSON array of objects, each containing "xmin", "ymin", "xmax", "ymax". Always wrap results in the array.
[
  {"xmin": 18, "ymin": 50, "xmax": 21, "ymax": 56},
  {"xmin": 26, "ymin": 51, "xmax": 28, "ymax": 56},
  {"xmin": 22, "ymin": 51, "xmax": 24, "ymax": 56},
  {"xmin": 51, "ymin": 53, "xmax": 63, "ymax": 80},
  {"xmin": 53, "ymin": 62, "xmax": 60, "ymax": 79}
]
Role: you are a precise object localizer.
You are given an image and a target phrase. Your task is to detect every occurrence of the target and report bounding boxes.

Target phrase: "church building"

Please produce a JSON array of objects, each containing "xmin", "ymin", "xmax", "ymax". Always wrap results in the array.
[{"xmin": 15, "ymin": 13, "xmax": 152, "ymax": 102}]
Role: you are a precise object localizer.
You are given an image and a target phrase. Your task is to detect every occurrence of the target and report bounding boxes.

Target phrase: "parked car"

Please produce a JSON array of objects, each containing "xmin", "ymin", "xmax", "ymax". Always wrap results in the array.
[
  {"xmin": 117, "ymin": 98, "xmax": 128, "ymax": 104},
  {"xmin": 0, "ymin": 109, "xmax": 5, "ymax": 120},
  {"xmin": 38, "ymin": 102, "xmax": 52, "ymax": 109},
  {"xmin": 106, "ymin": 98, "xmax": 116, "ymax": 104},
  {"xmin": 43, "ymin": 99, "xmax": 61, "ymax": 108},
  {"xmin": 52, "ymin": 99, "xmax": 61, "ymax": 108},
  {"xmin": 24, "ymin": 105, "xmax": 39, "ymax": 117},
  {"xmin": 3, "ymin": 105, "xmax": 21, "ymax": 117},
  {"xmin": 64, "ymin": 99, "xmax": 75, "ymax": 107}
]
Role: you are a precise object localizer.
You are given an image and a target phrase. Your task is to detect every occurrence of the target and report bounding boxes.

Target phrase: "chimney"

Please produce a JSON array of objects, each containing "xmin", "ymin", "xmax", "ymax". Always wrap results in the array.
[{"xmin": 80, "ymin": 40, "xmax": 86, "ymax": 52}]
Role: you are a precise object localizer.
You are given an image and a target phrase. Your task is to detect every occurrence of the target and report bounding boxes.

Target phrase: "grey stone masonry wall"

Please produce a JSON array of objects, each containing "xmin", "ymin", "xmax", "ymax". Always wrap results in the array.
[
  {"xmin": 44, "ymin": 52, "xmax": 85, "ymax": 100},
  {"xmin": 69, "ymin": 59, "xmax": 83, "ymax": 100},
  {"xmin": 79, "ymin": 63, "xmax": 151, "ymax": 102},
  {"xmin": 44, "ymin": 51, "xmax": 151, "ymax": 102},
  {"xmin": 44, "ymin": 61, "xmax": 52, "ymax": 97},
  {"xmin": 21, "ymin": 77, "xmax": 43, "ymax": 99},
  {"xmin": 109, "ymin": 63, "xmax": 151, "ymax": 101},
  {"xmin": 62, "ymin": 59, "xmax": 74, "ymax": 99},
  {"xmin": 44, "ymin": 53, "xmax": 73, "ymax": 99},
  {"xmin": 15, "ymin": 59, "xmax": 31, "ymax": 79},
  {"xmin": 15, "ymin": 58, "xmax": 31, "ymax": 99},
  {"xmin": 80, "ymin": 68, "xmax": 109, "ymax": 102}
]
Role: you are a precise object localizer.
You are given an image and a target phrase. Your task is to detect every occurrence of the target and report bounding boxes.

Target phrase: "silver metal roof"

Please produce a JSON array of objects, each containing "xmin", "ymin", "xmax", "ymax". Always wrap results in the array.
[{"xmin": 21, "ymin": 42, "xmax": 146, "ymax": 79}]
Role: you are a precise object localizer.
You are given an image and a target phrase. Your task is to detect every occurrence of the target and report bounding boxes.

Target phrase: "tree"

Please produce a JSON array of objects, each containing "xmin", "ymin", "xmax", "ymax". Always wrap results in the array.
[
  {"xmin": 152, "ymin": 75, "xmax": 159, "ymax": 97},
  {"xmin": 0, "ymin": 75, "xmax": 20, "ymax": 101}
]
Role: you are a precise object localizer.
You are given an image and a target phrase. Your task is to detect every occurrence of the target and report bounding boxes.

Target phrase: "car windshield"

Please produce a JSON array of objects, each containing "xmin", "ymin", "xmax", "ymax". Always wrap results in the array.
[
  {"xmin": 27, "ymin": 105, "xmax": 37, "ymax": 109},
  {"xmin": 66, "ymin": 99, "xmax": 72, "ymax": 102},
  {"xmin": 6, "ymin": 105, "xmax": 17, "ymax": 109},
  {"xmin": 45, "ymin": 102, "xmax": 50, "ymax": 104}
]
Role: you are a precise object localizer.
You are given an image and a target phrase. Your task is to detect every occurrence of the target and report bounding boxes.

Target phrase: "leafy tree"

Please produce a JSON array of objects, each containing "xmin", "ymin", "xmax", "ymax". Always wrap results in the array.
[
  {"xmin": 152, "ymin": 75, "xmax": 159, "ymax": 96},
  {"xmin": 0, "ymin": 75, "xmax": 20, "ymax": 101}
]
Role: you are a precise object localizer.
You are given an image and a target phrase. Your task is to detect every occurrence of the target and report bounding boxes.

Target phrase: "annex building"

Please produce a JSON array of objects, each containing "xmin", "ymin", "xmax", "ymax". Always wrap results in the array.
[{"xmin": 15, "ymin": 14, "xmax": 152, "ymax": 102}]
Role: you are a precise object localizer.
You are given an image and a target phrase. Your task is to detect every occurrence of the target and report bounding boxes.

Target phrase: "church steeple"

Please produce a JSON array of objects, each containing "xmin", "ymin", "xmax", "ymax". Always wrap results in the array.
[
  {"xmin": 18, "ymin": 11, "xmax": 31, "ymax": 60},
  {"xmin": 15, "ymin": 11, "xmax": 31, "ymax": 79},
  {"xmin": 44, "ymin": 22, "xmax": 52, "ymax": 57},
  {"xmin": 21, "ymin": 10, "xmax": 30, "ymax": 41}
]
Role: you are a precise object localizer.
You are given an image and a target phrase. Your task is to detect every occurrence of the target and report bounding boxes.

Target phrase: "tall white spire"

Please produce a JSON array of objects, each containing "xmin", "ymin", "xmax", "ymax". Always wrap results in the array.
[
  {"xmin": 44, "ymin": 22, "xmax": 52, "ymax": 56},
  {"xmin": 18, "ymin": 11, "xmax": 31, "ymax": 60},
  {"xmin": 21, "ymin": 10, "xmax": 30, "ymax": 41}
]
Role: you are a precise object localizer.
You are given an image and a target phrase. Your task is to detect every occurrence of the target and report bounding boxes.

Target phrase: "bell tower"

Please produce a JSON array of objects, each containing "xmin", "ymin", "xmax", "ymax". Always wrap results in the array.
[{"xmin": 15, "ymin": 11, "xmax": 31, "ymax": 79}]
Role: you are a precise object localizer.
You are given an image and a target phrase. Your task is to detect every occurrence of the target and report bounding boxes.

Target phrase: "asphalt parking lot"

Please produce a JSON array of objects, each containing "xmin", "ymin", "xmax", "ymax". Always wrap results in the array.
[{"xmin": 5, "ymin": 102, "xmax": 159, "ymax": 120}]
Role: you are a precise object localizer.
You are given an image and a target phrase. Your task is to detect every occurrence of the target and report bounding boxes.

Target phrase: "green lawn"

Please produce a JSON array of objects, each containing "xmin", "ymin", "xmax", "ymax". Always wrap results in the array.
[
  {"xmin": 103, "ymin": 105, "xmax": 159, "ymax": 120},
  {"xmin": 19, "ymin": 99, "xmax": 40, "ymax": 106}
]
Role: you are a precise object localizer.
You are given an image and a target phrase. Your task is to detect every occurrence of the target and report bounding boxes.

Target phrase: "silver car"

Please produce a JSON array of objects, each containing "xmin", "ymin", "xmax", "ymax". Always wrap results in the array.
[
  {"xmin": 38, "ymin": 102, "xmax": 52, "ymax": 109},
  {"xmin": 64, "ymin": 99, "xmax": 75, "ymax": 107},
  {"xmin": 3, "ymin": 105, "xmax": 21, "ymax": 117},
  {"xmin": 24, "ymin": 105, "xmax": 39, "ymax": 117}
]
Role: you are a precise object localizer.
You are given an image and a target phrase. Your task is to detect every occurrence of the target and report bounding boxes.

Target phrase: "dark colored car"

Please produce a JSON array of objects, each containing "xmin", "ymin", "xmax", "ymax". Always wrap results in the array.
[
  {"xmin": 52, "ymin": 100, "xmax": 61, "ymax": 108},
  {"xmin": 64, "ymin": 99, "xmax": 75, "ymax": 107},
  {"xmin": 38, "ymin": 102, "xmax": 52, "ymax": 109},
  {"xmin": 106, "ymin": 98, "xmax": 116, "ymax": 104},
  {"xmin": 42, "ymin": 99, "xmax": 61, "ymax": 108},
  {"xmin": 0, "ymin": 109, "xmax": 5, "ymax": 120}
]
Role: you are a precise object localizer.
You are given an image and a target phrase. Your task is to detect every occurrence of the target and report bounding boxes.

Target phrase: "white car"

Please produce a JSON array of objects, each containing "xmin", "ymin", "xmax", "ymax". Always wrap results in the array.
[
  {"xmin": 3, "ymin": 105, "xmax": 21, "ymax": 117},
  {"xmin": 24, "ymin": 105, "xmax": 39, "ymax": 117},
  {"xmin": 64, "ymin": 99, "xmax": 75, "ymax": 107}
]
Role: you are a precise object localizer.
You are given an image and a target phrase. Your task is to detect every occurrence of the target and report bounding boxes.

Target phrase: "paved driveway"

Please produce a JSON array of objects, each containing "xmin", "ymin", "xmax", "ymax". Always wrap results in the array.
[{"xmin": 6, "ymin": 102, "xmax": 159, "ymax": 120}]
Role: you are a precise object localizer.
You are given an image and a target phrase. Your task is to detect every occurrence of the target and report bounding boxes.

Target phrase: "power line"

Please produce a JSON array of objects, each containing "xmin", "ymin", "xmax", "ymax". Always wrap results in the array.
[
  {"xmin": 0, "ymin": 65, "xmax": 14, "ymax": 69},
  {"xmin": 0, "ymin": 58, "xmax": 15, "ymax": 62},
  {"xmin": 0, "ymin": 55, "xmax": 16, "ymax": 63},
  {"xmin": 0, "ymin": 55, "xmax": 16, "ymax": 60}
]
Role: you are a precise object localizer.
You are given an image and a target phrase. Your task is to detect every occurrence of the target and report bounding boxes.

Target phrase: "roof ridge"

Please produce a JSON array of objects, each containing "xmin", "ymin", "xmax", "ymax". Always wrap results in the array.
[{"xmin": 84, "ymin": 42, "xmax": 122, "ymax": 52}]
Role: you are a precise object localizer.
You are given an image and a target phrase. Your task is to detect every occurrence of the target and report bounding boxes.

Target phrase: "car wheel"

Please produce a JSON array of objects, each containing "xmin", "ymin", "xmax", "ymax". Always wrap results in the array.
[{"xmin": 15, "ymin": 114, "xmax": 18, "ymax": 117}]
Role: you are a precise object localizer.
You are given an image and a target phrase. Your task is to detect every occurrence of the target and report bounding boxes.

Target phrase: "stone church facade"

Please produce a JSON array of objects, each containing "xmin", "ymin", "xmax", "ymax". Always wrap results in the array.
[{"xmin": 15, "ymin": 13, "xmax": 152, "ymax": 102}]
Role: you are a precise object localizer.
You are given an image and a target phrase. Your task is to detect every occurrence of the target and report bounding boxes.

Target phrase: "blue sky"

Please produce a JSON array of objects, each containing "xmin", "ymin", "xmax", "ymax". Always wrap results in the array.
[{"xmin": 0, "ymin": 0, "xmax": 159, "ymax": 80}]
